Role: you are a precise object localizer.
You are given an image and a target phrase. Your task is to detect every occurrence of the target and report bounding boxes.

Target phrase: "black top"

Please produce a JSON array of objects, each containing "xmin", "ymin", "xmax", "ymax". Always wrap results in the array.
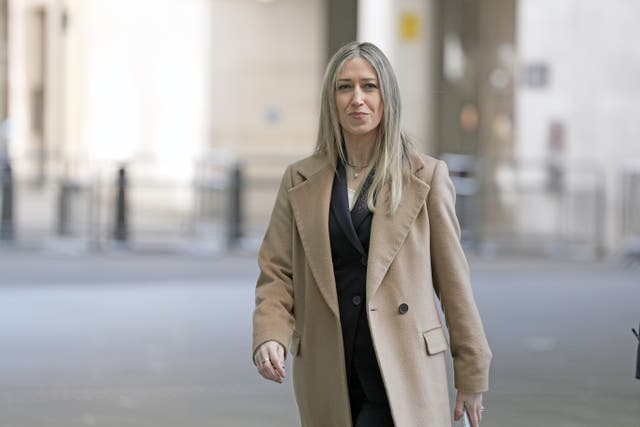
[{"xmin": 329, "ymin": 161, "xmax": 387, "ymax": 403}]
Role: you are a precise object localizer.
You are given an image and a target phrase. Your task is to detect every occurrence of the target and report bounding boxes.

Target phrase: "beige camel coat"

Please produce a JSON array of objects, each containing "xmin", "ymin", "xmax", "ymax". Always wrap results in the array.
[{"xmin": 252, "ymin": 150, "xmax": 492, "ymax": 427}]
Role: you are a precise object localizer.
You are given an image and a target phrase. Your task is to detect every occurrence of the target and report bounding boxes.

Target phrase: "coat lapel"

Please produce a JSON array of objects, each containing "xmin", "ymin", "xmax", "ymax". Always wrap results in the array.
[
  {"xmin": 289, "ymin": 157, "xmax": 340, "ymax": 318},
  {"xmin": 366, "ymin": 163, "xmax": 430, "ymax": 301},
  {"xmin": 287, "ymin": 152, "xmax": 431, "ymax": 314}
]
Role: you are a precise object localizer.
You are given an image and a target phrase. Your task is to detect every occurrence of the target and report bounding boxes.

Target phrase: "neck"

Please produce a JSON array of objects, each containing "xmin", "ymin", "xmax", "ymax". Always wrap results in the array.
[{"xmin": 343, "ymin": 132, "xmax": 376, "ymax": 167}]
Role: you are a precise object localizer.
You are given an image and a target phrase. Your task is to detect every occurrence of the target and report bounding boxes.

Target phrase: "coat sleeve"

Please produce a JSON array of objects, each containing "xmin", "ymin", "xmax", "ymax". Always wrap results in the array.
[
  {"xmin": 252, "ymin": 165, "xmax": 296, "ymax": 362},
  {"xmin": 427, "ymin": 160, "xmax": 492, "ymax": 393}
]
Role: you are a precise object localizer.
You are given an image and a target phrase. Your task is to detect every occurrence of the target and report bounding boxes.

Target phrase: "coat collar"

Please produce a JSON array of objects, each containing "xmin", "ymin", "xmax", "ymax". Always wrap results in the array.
[
  {"xmin": 293, "ymin": 150, "xmax": 426, "ymax": 179},
  {"xmin": 288, "ymin": 151, "xmax": 430, "ymax": 316}
]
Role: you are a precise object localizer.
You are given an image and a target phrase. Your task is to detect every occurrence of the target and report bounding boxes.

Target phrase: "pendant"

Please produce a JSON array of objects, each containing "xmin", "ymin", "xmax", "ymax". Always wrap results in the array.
[{"xmin": 354, "ymin": 172, "xmax": 359, "ymax": 178}]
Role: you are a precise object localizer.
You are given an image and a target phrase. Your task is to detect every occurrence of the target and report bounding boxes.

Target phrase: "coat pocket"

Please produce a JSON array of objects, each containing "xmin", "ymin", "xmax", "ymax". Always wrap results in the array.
[
  {"xmin": 422, "ymin": 326, "xmax": 449, "ymax": 355},
  {"xmin": 290, "ymin": 333, "xmax": 301, "ymax": 357}
]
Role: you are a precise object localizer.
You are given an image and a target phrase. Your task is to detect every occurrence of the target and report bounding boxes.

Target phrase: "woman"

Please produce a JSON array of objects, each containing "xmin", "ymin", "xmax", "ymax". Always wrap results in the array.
[{"xmin": 252, "ymin": 41, "xmax": 491, "ymax": 427}]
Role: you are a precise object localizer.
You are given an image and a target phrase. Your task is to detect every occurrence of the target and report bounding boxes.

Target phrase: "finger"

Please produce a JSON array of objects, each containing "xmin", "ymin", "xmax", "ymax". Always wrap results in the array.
[
  {"xmin": 255, "ymin": 351, "xmax": 270, "ymax": 369},
  {"xmin": 466, "ymin": 404, "xmax": 480, "ymax": 427},
  {"xmin": 453, "ymin": 398, "xmax": 464, "ymax": 421},
  {"xmin": 256, "ymin": 352, "xmax": 279, "ymax": 382},
  {"xmin": 258, "ymin": 366, "xmax": 278, "ymax": 382},
  {"xmin": 273, "ymin": 345, "xmax": 286, "ymax": 378},
  {"xmin": 262, "ymin": 351, "xmax": 282, "ymax": 383},
  {"xmin": 476, "ymin": 407, "xmax": 483, "ymax": 425},
  {"xmin": 259, "ymin": 359, "xmax": 281, "ymax": 383},
  {"xmin": 268, "ymin": 346, "xmax": 285, "ymax": 380},
  {"xmin": 277, "ymin": 343, "xmax": 285, "ymax": 362},
  {"xmin": 254, "ymin": 343, "xmax": 270, "ymax": 366}
]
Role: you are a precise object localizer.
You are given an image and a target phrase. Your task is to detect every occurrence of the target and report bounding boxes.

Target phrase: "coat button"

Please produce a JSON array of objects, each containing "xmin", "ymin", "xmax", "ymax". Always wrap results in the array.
[
  {"xmin": 360, "ymin": 256, "xmax": 368, "ymax": 266},
  {"xmin": 352, "ymin": 295, "xmax": 362, "ymax": 306},
  {"xmin": 398, "ymin": 303, "xmax": 409, "ymax": 314}
]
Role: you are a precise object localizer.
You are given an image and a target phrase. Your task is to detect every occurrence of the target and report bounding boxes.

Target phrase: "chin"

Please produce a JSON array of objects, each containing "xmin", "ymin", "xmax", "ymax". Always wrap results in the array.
[{"xmin": 346, "ymin": 127, "xmax": 376, "ymax": 136}]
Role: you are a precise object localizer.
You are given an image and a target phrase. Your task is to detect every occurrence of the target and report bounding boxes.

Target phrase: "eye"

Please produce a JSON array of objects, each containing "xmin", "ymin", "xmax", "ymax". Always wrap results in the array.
[
  {"xmin": 364, "ymin": 82, "xmax": 378, "ymax": 90},
  {"xmin": 337, "ymin": 84, "xmax": 352, "ymax": 91}
]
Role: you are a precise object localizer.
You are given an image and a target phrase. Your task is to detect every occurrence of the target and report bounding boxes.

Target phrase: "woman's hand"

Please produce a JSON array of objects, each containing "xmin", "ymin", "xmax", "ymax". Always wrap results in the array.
[
  {"xmin": 253, "ymin": 340, "xmax": 286, "ymax": 384},
  {"xmin": 453, "ymin": 391, "xmax": 484, "ymax": 427}
]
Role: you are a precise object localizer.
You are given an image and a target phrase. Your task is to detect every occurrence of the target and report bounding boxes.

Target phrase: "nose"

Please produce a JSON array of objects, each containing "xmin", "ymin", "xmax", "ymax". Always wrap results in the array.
[{"xmin": 350, "ymin": 87, "xmax": 364, "ymax": 106}]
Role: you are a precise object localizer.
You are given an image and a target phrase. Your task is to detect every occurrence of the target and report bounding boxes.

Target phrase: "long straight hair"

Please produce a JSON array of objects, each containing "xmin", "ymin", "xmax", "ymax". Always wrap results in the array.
[{"xmin": 314, "ymin": 41, "xmax": 413, "ymax": 214}]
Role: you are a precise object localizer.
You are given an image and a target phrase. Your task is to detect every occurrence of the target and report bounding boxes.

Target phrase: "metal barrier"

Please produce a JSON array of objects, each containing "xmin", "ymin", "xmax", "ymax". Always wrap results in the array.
[
  {"xmin": 441, "ymin": 153, "xmax": 478, "ymax": 247},
  {"xmin": 0, "ymin": 155, "xmax": 13, "ymax": 241},
  {"xmin": 56, "ymin": 178, "xmax": 93, "ymax": 237},
  {"xmin": 0, "ymin": 163, "xmax": 235, "ymax": 252},
  {"xmin": 194, "ymin": 157, "xmax": 245, "ymax": 251},
  {"xmin": 622, "ymin": 162, "xmax": 640, "ymax": 261},
  {"xmin": 1, "ymin": 153, "xmax": 611, "ymax": 258},
  {"xmin": 193, "ymin": 154, "xmax": 291, "ymax": 251},
  {"xmin": 473, "ymin": 157, "xmax": 606, "ymax": 259}
]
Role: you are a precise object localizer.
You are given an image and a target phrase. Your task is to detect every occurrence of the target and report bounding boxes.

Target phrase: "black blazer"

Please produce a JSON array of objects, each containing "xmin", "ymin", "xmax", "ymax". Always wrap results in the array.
[{"xmin": 329, "ymin": 162, "xmax": 387, "ymax": 403}]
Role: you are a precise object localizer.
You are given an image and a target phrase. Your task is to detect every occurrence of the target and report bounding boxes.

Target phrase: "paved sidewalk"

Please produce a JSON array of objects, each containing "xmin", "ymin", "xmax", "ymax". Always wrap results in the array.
[{"xmin": 0, "ymin": 252, "xmax": 638, "ymax": 426}]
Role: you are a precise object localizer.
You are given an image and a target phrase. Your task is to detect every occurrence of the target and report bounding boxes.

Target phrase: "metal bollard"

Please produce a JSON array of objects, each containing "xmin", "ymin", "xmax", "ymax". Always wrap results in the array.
[
  {"xmin": 57, "ymin": 179, "xmax": 75, "ymax": 236},
  {"xmin": 226, "ymin": 162, "xmax": 243, "ymax": 250},
  {"xmin": 633, "ymin": 323, "xmax": 640, "ymax": 379},
  {"xmin": 0, "ymin": 158, "xmax": 14, "ymax": 241},
  {"xmin": 113, "ymin": 166, "xmax": 128, "ymax": 242}
]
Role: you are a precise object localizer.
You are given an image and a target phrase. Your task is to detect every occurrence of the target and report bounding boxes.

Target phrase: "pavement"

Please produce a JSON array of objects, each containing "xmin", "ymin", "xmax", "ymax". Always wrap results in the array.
[{"xmin": 0, "ymin": 251, "xmax": 638, "ymax": 426}]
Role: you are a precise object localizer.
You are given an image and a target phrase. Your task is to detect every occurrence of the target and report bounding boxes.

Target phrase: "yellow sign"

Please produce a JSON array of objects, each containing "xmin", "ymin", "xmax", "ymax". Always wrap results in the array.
[{"xmin": 400, "ymin": 12, "xmax": 420, "ymax": 42}]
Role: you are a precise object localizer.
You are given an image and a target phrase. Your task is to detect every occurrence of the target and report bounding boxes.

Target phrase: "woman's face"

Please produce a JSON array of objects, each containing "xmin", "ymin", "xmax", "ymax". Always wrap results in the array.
[{"xmin": 335, "ymin": 57, "xmax": 383, "ymax": 142}]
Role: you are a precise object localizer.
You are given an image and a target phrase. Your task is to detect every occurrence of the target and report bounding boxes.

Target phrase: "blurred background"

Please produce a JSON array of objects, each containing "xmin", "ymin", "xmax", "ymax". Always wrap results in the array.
[{"xmin": 0, "ymin": 0, "xmax": 638, "ymax": 426}]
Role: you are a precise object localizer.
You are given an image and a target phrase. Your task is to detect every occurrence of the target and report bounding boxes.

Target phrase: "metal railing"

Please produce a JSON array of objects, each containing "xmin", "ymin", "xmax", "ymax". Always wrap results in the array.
[
  {"xmin": 622, "ymin": 162, "xmax": 640, "ymax": 262},
  {"xmin": 0, "ymin": 156, "xmax": 13, "ymax": 242},
  {"xmin": 0, "ymin": 153, "xmax": 625, "ymax": 260},
  {"xmin": 444, "ymin": 155, "xmax": 607, "ymax": 260},
  {"xmin": 0, "ymin": 153, "xmax": 291, "ymax": 253}
]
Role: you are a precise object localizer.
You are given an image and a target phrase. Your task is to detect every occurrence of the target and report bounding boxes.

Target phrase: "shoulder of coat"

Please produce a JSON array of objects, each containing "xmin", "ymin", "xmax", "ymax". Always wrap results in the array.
[
  {"xmin": 408, "ymin": 150, "xmax": 441, "ymax": 185},
  {"xmin": 288, "ymin": 151, "xmax": 332, "ymax": 180}
]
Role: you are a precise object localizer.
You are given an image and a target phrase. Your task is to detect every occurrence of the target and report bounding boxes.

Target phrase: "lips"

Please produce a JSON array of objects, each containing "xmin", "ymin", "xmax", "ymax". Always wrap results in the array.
[{"xmin": 348, "ymin": 112, "xmax": 367, "ymax": 119}]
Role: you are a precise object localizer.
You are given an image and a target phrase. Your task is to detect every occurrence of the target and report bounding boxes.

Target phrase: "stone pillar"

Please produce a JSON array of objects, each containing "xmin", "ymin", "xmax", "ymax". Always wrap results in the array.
[
  {"xmin": 357, "ymin": 0, "xmax": 439, "ymax": 153},
  {"xmin": 328, "ymin": 0, "xmax": 358, "ymax": 59},
  {"xmin": 434, "ymin": 0, "xmax": 516, "ymax": 158}
]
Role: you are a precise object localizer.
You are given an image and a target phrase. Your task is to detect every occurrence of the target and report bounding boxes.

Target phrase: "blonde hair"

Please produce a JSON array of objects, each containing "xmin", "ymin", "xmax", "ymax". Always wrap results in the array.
[{"xmin": 314, "ymin": 41, "xmax": 413, "ymax": 214}]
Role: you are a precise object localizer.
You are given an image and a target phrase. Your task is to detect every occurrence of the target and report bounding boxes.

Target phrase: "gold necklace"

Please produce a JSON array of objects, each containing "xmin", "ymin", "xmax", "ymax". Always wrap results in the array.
[
  {"xmin": 345, "ymin": 160, "xmax": 370, "ymax": 179},
  {"xmin": 348, "ymin": 164, "xmax": 369, "ymax": 179}
]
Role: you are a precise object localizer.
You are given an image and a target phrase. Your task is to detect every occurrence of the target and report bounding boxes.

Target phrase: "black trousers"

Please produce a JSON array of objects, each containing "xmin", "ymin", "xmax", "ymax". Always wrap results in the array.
[{"xmin": 348, "ymin": 368, "xmax": 394, "ymax": 427}]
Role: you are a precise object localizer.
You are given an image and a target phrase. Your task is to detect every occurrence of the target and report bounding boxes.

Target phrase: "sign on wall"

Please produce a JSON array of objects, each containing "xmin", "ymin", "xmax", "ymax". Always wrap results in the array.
[
  {"xmin": 399, "ymin": 12, "xmax": 420, "ymax": 42},
  {"xmin": 523, "ymin": 63, "xmax": 549, "ymax": 88}
]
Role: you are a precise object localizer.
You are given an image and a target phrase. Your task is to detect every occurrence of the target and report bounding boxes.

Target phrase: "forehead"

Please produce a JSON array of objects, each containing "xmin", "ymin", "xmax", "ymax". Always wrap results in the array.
[{"xmin": 337, "ymin": 57, "xmax": 378, "ymax": 79}]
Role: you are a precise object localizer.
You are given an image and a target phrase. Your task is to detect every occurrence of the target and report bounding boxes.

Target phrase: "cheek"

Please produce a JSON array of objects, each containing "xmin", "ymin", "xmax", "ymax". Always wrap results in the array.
[
  {"xmin": 375, "ymin": 100, "xmax": 384, "ymax": 122},
  {"xmin": 335, "ymin": 96, "xmax": 348, "ymax": 114},
  {"xmin": 372, "ymin": 95, "xmax": 382, "ymax": 113}
]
